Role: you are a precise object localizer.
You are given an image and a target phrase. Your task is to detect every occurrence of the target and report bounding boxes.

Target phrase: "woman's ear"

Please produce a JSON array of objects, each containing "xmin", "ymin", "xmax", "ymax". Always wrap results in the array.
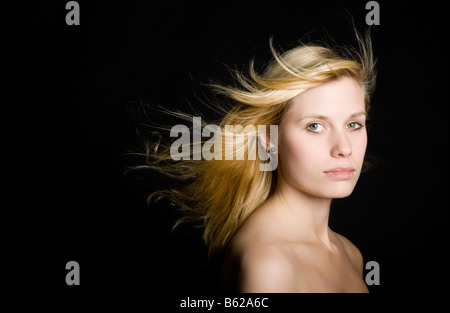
[
  {"xmin": 257, "ymin": 125, "xmax": 279, "ymax": 171},
  {"xmin": 257, "ymin": 125, "xmax": 277, "ymax": 154}
]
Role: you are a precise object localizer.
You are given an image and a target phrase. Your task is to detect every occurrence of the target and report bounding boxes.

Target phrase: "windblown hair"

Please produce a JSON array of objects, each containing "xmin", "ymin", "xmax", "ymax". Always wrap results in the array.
[{"xmin": 137, "ymin": 32, "xmax": 376, "ymax": 256}]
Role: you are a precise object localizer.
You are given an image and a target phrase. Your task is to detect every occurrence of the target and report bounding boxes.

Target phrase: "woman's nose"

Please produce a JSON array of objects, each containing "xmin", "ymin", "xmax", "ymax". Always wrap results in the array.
[{"xmin": 330, "ymin": 131, "xmax": 352, "ymax": 158}]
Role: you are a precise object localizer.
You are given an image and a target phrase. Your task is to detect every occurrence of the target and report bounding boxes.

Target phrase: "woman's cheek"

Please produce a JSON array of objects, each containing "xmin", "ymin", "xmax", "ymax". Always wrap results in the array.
[
  {"xmin": 354, "ymin": 133, "xmax": 368, "ymax": 167},
  {"xmin": 282, "ymin": 136, "xmax": 316, "ymax": 175}
]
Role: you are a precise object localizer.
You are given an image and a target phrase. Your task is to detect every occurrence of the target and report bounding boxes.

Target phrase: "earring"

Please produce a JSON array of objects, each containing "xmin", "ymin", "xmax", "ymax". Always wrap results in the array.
[{"xmin": 269, "ymin": 147, "xmax": 275, "ymax": 153}]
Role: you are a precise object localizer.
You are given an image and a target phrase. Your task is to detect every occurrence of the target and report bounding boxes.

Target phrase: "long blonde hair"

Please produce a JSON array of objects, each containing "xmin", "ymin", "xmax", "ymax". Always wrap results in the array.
[{"xmin": 135, "ymin": 33, "xmax": 376, "ymax": 256}]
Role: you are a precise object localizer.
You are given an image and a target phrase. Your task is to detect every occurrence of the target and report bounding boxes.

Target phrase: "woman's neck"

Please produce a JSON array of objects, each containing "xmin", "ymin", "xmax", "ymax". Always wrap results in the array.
[{"xmin": 269, "ymin": 180, "xmax": 333, "ymax": 249}]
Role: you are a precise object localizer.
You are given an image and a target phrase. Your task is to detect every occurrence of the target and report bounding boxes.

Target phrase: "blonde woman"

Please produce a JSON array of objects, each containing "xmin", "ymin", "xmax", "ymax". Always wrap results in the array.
[{"xmin": 140, "ymin": 32, "xmax": 376, "ymax": 293}]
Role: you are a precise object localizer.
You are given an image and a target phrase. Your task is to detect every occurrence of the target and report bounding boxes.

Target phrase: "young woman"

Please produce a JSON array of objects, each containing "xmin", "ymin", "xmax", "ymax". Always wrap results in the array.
[{"xmin": 141, "ymin": 33, "xmax": 376, "ymax": 293}]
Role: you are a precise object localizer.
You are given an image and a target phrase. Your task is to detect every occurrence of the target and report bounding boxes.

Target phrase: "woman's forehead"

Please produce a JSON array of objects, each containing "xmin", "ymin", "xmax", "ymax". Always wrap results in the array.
[{"xmin": 285, "ymin": 77, "xmax": 365, "ymax": 118}]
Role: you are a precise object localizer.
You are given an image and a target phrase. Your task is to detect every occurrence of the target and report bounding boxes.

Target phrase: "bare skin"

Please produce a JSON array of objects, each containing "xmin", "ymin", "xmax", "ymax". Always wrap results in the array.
[
  {"xmin": 223, "ymin": 77, "xmax": 369, "ymax": 293},
  {"xmin": 224, "ymin": 195, "xmax": 368, "ymax": 293}
]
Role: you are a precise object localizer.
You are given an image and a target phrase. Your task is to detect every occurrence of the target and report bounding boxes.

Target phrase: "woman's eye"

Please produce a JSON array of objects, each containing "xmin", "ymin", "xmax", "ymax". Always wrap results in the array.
[
  {"xmin": 307, "ymin": 123, "xmax": 324, "ymax": 133},
  {"xmin": 347, "ymin": 122, "xmax": 363, "ymax": 130}
]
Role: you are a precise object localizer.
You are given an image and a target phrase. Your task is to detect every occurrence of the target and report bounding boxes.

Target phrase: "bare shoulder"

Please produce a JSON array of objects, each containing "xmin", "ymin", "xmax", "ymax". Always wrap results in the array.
[
  {"xmin": 333, "ymin": 232, "xmax": 364, "ymax": 276},
  {"xmin": 237, "ymin": 243, "xmax": 298, "ymax": 293}
]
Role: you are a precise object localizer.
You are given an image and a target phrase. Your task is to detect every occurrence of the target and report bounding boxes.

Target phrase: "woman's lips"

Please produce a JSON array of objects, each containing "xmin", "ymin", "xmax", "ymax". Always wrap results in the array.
[{"xmin": 324, "ymin": 167, "xmax": 355, "ymax": 180}]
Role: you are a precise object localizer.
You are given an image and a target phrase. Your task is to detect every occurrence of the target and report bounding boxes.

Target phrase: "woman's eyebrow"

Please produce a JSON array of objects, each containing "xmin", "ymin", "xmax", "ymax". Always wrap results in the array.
[
  {"xmin": 350, "ymin": 111, "xmax": 367, "ymax": 118},
  {"xmin": 298, "ymin": 114, "xmax": 329, "ymax": 121},
  {"xmin": 298, "ymin": 111, "xmax": 367, "ymax": 121}
]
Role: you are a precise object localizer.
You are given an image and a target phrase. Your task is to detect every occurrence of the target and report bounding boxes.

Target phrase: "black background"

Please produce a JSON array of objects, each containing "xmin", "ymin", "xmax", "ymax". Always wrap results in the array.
[{"xmin": 7, "ymin": 0, "xmax": 448, "ymax": 308}]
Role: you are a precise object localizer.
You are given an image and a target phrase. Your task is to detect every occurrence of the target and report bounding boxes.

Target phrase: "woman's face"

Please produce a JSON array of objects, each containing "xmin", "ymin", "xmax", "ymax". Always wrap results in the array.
[{"xmin": 277, "ymin": 76, "xmax": 367, "ymax": 199}]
